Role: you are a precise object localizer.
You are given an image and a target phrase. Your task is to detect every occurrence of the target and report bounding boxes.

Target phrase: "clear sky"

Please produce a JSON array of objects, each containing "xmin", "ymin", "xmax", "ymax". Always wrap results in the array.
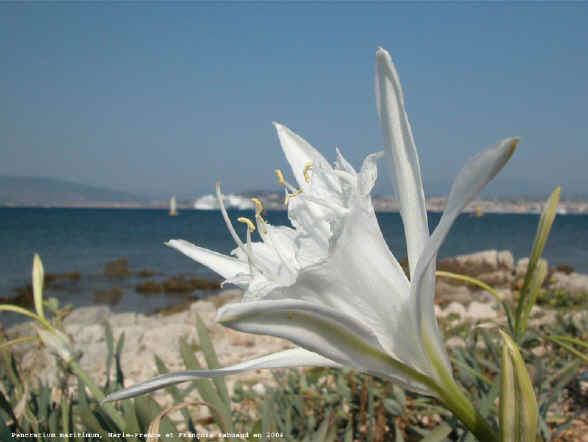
[{"xmin": 1, "ymin": 2, "xmax": 587, "ymax": 199}]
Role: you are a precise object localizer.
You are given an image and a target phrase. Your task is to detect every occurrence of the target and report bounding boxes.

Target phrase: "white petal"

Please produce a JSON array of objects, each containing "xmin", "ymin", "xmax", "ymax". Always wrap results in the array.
[
  {"xmin": 411, "ymin": 137, "xmax": 518, "ymax": 378},
  {"xmin": 273, "ymin": 122, "xmax": 341, "ymax": 198},
  {"xmin": 166, "ymin": 239, "xmax": 248, "ymax": 280},
  {"xmin": 273, "ymin": 122, "xmax": 326, "ymax": 188},
  {"xmin": 357, "ymin": 152, "xmax": 384, "ymax": 197},
  {"xmin": 375, "ymin": 47, "xmax": 429, "ymax": 277},
  {"xmin": 216, "ymin": 299, "xmax": 430, "ymax": 393},
  {"xmin": 334, "ymin": 148, "xmax": 357, "ymax": 175},
  {"xmin": 275, "ymin": 195, "xmax": 430, "ymax": 372},
  {"xmin": 103, "ymin": 348, "xmax": 340, "ymax": 402}
]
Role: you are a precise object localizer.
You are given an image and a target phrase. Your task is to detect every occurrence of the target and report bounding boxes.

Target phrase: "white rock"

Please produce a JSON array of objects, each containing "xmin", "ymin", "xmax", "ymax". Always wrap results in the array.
[
  {"xmin": 467, "ymin": 302, "xmax": 497, "ymax": 320},
  {"xmin": 516, "ymin": 257, "xmax": 530, "ymax": 279},
  {"xmin": 445, "ymin": 337, "xmax": 466, "ymax": 348},
  {"xmin": 550, "ymin": 271, "xmax": 588, "ymax": 294},
  {"xmin": 497, "ymin": 250, "xmax": 515, "ymax": 271},
  {"xmin": 63, "ymin": 305, "xmax": 111, "ymax": 327},
  {"xmin": 251, "ymin": 383, "xmax": 266, "ymax": 395},
  {"xmin": 455, "ymin": 250, "xmax": 498, "ymax": 271},
  {"xmin": 107, "ymin": 312, "xmax": 138, "ymax": 327},
  {"xmin": 438, "ymin": 302, "xmax": 467, "ymax": 318}
]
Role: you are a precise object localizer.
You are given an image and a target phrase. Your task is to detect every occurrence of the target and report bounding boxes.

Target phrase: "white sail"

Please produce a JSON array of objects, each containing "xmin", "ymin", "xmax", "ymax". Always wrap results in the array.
[{"xmin": 169, "ymin": 196, "xmax": 178, "ymax": 216}]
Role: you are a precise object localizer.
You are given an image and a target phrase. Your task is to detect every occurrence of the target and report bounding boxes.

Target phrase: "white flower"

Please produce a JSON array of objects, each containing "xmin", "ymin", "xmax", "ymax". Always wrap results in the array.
[{"xmin": 104, "ymin": 47, "xmax": 517, "ymax": 402}]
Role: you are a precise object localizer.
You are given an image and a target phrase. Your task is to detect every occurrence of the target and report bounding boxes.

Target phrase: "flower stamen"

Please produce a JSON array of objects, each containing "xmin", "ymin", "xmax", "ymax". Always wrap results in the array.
[
  {"xmin": 216, "ymin": 182, "xmax": 273, "ymax": 278},
  {"xmin": 284, "ymin": 188, "xmax": 303, "ymax": 204},
  {"xmin": 274, "ymin": 169, "xmax": 299, "ymax": 193},
  {"xmin": 237, "ymin": 217, "xmax": 256, "ymax": 232},
  {"xmin": 303, "ymin": 162, "xmax": 313, "ymax": 183},
  {"xmin": 251, "ymin": 198, "xmax": 263, "ymax": 216},
  {"xmin": 274, "ymin": 169, "xmax": 285, "ymax": 185}
]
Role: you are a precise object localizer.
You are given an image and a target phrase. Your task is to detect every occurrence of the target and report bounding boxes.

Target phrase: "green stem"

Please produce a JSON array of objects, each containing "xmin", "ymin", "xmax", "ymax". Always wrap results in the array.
[
  {"xmin": 68, "ymin": 360, "xmax": 127, "ymax": 430},
  {"xmin": 436, "ymin": 379, "xmax": 498, "ymax": 442},
  {"xmin": 422, "ymin": 327, "xmax": 498, "ymax": 442}
]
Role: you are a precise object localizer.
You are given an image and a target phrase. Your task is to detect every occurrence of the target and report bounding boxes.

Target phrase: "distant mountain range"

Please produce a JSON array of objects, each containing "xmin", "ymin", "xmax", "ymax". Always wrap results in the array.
[{"xmin": 0, "ymin": 176, "xmax": 144, "ymax": 205}]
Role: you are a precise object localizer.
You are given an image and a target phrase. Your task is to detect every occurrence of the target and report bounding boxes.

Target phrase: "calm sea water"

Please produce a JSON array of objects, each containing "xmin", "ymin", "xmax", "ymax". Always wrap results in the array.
[{"xmin": 1, "ymin": 208, "xmax": 587, "ymax": 325}]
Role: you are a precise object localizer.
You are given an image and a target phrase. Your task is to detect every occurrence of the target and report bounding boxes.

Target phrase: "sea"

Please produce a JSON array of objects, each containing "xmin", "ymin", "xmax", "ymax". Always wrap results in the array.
[{"xmin": 1, "ymin": 208, "xmax": 587, "ymax": 326}]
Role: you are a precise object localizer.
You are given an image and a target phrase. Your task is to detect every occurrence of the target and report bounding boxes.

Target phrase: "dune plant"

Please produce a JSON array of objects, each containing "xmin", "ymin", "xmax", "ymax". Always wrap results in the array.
[{"xmin": 102, "ymin": 47, "xmax": 545, "ymax": 441}]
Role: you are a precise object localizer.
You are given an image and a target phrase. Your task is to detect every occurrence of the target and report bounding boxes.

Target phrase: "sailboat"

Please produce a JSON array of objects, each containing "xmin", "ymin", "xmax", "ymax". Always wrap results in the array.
[
  {"xmin": 169, "ymin": 196, "xmax": 178, "ymax": 216},
  {"xmin": 471, "ymin": 206, "xmax": 484, "ymax": 218}
]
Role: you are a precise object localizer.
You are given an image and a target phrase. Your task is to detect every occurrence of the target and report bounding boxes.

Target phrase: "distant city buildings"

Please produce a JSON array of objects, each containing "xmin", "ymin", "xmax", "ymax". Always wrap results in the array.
[{"xmin": 190, "ymin": 192, "xmax": 588, "ymax": 214}]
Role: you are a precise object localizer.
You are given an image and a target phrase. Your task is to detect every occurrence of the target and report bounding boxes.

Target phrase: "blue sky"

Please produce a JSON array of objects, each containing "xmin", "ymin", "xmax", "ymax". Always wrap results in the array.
[{"xmin": 1, "ymin": 2, "xmax": 587, "ymax": 199}]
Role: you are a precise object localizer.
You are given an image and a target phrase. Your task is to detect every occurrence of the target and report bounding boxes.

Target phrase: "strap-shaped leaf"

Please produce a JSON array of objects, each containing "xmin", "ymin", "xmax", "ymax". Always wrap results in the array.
[
  {"xmin": 32, "ymin": 254, "xmax": 45, "ymax": 321},
  {"xmin": 515, "ymin": 187, "xmax": 560, "ymax": 336},
  {"xmin": 499, "ymin": 331, "xmax": 538, "ymax": 442}
]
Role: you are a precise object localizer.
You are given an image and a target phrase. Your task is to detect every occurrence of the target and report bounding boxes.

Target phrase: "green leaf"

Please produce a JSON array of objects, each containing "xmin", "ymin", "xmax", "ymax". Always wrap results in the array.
[
  {"xmin": 153, "ymin": 354, "xmax": 195, "ymax": 431},
  {"xmin": 32, "ymin": 254, "xmax": 45, "ymax": 321},
  {"xmin": 515, "ymin": 187, "xmax": 560, "ymax": 336},
  {"xmin": 544, "ymin": 336, "xmax": 588, "ymax": 363},
  {"xmin": 344, "ymin": 419, "xmax": 354, "ymax": 442},
  {"xmin": 115, "ymin": 331, "xmax": 125, "ymax": 387},
  {"xmin": 518, "ymin": 259, "xmax": 548, "ymax": 336},
  {"xmin": 103, "ymin": 321, "xmax": 115, "ymax": 390},
  {"xmin": 262, "ymin": 389, "xmax": 274, "ymax": 439},
  {"xmin": 450, "ymin": 357, "xmax": 493, "ymax": 386},
  {"xmin": 312, "ymin": 410, "xmax": 331, "ymax": 442},
  {"xmin": 121, "ymin": 399, "xmax": 141, "ymax": 439},
  {"xmin": 420, "ymin": 422, "xmax": 453, "ymax": 442},
  {"xmin": 133, "ymin": 395, "xmax": 183, "ymax": 441},
  {"xmin": 499, "ymin": 330, "xmax": 538, "ymax": 442},
  {"xmin": 178, "ymin": 337, "xmax": 232, "ymax": 432},
  {"xmin": 195, "ymin": 312, "xmax": 231, "ymax": 408},
  {"xmin": 436, "ymin": 270, "xmax": 503, "ymax": 301}
]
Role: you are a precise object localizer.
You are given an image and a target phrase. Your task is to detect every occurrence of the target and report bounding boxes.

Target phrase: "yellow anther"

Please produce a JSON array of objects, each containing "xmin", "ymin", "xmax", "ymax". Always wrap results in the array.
[
  {"xmin": 274, "ymin": 169, "xmax": 285, "ymax": 185},
  {"xmin": 303, "ymin": 162, "xmax": 313, "ymax": 183},
  {"xmin": 237, "ymin": 217, "xmax": 256, "ymax": 232},
  {"xmin": 251, "ymin": 198, "xmax": 263, "ymax": 216},
  {"xmin": 256, "ymin": 214, "xmax": 268, "ymax": 234},
  {"xmin": 284, "ymin": 189, "xmax": 303, "ymax": 204}
]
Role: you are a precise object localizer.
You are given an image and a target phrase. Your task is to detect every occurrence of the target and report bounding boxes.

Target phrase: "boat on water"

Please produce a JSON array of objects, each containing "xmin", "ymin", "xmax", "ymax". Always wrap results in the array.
[
  {"xmin": 169, "ymin": 196, "xmax": 178, "ymax": 216},
  {"xmin": 471, "ymin": 206, "xmax": 484, "ymax": 217}
]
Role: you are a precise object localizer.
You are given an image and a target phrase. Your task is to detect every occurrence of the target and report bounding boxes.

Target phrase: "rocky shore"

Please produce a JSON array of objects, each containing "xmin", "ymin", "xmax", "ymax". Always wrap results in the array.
[{"xmin": 3, "ymin": 249, "xmax": 587, "ymax": 401}]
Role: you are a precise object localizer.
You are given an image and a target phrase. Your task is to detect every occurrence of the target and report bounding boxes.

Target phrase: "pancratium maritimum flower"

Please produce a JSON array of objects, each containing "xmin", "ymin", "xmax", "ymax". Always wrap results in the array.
[{"xmin": 105, "ymin": 48, "xmax": 517, "ymax": 439}]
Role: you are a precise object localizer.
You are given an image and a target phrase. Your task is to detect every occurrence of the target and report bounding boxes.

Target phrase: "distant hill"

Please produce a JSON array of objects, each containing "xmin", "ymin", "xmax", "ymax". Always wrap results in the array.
[{"xmin": 0, "ymin": 176, "xmax": 144, "ymax": 205}]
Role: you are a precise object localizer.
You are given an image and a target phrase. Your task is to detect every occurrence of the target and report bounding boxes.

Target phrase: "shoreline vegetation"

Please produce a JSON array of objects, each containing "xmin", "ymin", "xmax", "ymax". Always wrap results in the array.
[
  {"xmin": 2, "ymin": 250, "xmax": 587, "ymax": 320},
  {"xmin": 1, "ymin": 249, "xmax": 587, "ymax": 440}
]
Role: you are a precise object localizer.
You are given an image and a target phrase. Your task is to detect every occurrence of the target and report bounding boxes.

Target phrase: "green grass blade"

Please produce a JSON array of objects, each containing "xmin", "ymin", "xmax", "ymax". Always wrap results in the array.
[
  {"xmin": 115, "ymin": 331, "xmax": 125, "ymax": 388},
  {"xmin": 450, "ymin": 357, "xmax": 493, "ymax": 386},
  {"xmin": 436, "ymin": 271, "xmax": 503, "ymax": 301},
  {"xmin": 262, "ymin": 389, "xmax": 274, "ymax": 440},
  {"xmin": 153, "ymin": 354, "xmax": 196, "ymax": 431},
  {"xmin": 103, "ymin": 321, "xmax": 115, "ymax": 390},
  {"xmin": 515, "ymin": 187, "xmax": 560, "ymax": 335},
  {"xmin": 178, "ymin": 337, "xmax": 233, "ymax": 432},
  {"xmin": 194, "ymin": 312, "xmax": 231, "ymax": 407},
  {"xmin": 421, "ymin": 422, "xmax": 453, "ymax": 442},
  {"xmin": 518, "ymin": 259, "xmax": 548, "ymax": 336},
  {"xmin": 544, "ymin": 336, "xmax": 588, "ymax": 363},
  {"xmin": 548, "ymin": 335, "xmax": 588, "ymax": 349},
  {"xmin": 32, "ymin": 254, "xmax": 46, "ymax": 322}
]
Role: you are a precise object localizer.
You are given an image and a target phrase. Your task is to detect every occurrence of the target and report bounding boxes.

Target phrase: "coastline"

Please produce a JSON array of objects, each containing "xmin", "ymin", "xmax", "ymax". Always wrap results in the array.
[
  {"xmin": 3, "ymin": 249, "xmax": 587, "ymax": 396},
  {"xmin": 2, "ymin": 196, "xmax": 588, "ymax": 214}
]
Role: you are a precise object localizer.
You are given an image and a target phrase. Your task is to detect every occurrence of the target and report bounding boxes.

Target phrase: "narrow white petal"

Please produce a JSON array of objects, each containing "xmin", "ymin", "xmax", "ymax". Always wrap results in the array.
[
  {"xmin": 275, "ymin": 195, "xmax": 429, "ymax": 371},
  {"xmin": 166, "ymin": 239, "xmax": 248, "ymax": 280},
  {"xmin": 411, "ymin": 137, "xmax": 518, "ymax": 378},
  {"xmin": 375, "ymin": 47, "xmax": 429, "ymax": 276},
  {"xmin": 103, "ymin": 348, "xmax": 340, "ymax": 402},
  {"xmin": 273, "ymin": 122, "xmax": 326, "ymax": 188},
  {"xmin": 357, "ymin": 152, "xmax": 384, "ymax": 197},
  {"xmin": 216, "ymin": 299, "xmax": 430, "ymax": 393}
]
